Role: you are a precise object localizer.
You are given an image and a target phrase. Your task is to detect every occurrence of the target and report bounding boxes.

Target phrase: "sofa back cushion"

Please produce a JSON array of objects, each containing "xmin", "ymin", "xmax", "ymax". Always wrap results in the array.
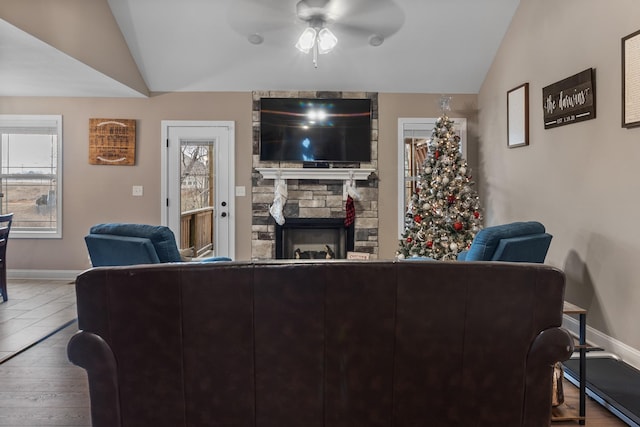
[{"xmin": 89, "ymin": 223, "xmax": 181, "ymax": 262}]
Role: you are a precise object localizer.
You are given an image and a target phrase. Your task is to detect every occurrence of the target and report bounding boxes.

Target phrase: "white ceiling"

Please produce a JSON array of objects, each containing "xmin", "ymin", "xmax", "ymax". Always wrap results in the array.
[{"xmin": 0, "ymin": 0, "xmax": 520, "ymax": 97}]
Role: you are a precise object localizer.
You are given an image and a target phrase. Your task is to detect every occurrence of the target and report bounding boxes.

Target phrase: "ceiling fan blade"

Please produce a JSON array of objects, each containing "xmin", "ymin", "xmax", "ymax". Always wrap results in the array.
[
  {"xmin": 227, "ymin": 0, "xmax": 301, "ymax": 36},
  {"xmin": 332, "ymin": 0, "xmax": 405, "ymax": 38},
  {"xmin": 226, "ymin": 0, "xmax": 404, "ymax": 48}
]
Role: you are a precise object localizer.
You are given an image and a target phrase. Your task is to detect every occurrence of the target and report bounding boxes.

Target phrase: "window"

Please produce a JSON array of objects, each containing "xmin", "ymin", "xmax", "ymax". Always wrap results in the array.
[
  {"xmin": 397, "ymin": 118, "xmax": 466, "ymax": 238},
  {"xmin": 0, "ymin": 115, "xmax": 62, "ymax": 238}
]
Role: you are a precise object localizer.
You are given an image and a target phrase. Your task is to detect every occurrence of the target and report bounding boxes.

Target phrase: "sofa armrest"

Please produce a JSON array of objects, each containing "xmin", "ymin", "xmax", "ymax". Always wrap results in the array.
[
  {"xmin": 89, "ymin": 223, "xmax": 182, "ymax": 262},
  {"xmin": 198, "ymin": 256, "xmax": 232, "ymax": 263},
  {"xmin": 67, "ymin": 331, "xmax": 121, "ymax": 427},
  {"xmin": 85, "ymin": 234, "xmax": 161, "ymax": 266},
  {"xmin": 523, "ymin": 327, "xmax": 574, "ymax": 427},
  {"xmin": 491, "ymin": 233, "xmax": 553, "ymax": 263}
]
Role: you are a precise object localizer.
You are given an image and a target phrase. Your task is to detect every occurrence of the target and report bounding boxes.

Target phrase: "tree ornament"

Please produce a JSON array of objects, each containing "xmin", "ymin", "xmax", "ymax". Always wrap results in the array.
[
  {"xmin": 450, "ymin": 242, "xmax": 458, "ymax": 251},
  {"xmin": 414, "ymin": 214, "xmax": 423, "ymax": 223},
  {"xmin": 454, "ymin": 221, "xmax": 463, "ymax": 231}
]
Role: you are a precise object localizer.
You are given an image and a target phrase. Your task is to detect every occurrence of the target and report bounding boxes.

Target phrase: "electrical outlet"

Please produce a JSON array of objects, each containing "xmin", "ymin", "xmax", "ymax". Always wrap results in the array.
[{"xmin": 132, "ymin": 185, "xmax": 143, "ymax": 196}]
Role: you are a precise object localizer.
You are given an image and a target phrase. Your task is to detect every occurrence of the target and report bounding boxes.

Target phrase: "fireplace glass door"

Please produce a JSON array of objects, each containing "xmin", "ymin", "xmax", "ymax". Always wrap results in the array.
[{"xmin": 283, "ymin": 227, "xmax": 344, "ymax": 259}]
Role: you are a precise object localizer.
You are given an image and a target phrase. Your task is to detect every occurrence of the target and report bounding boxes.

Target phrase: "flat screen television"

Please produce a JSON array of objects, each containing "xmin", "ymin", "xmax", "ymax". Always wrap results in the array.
[{"xmin": 259, "ymin": 98, "xmax": 372, "ymax": 163}]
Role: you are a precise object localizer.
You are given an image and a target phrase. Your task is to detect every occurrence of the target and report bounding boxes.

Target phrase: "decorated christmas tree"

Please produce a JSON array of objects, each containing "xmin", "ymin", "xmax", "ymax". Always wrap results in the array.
[{"xmin": 396, "ymin": 111, "xmax": 483, "ymax": 260}]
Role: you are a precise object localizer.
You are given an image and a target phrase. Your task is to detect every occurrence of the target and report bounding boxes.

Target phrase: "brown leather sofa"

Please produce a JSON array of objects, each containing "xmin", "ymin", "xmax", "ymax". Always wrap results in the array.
[{"xmin": 67, "ymin": 260, "xmax": 573, "ymax": 427}]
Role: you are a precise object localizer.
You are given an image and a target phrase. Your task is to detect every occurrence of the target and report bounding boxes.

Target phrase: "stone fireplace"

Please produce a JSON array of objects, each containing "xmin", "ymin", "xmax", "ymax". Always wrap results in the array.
[{"xmin": 251, "ymin": 90, "xmax": 379, "ymax": 260}]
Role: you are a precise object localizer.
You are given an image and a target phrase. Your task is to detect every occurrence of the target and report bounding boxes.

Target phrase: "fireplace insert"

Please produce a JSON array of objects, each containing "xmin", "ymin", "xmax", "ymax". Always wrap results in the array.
[{"xmin": 275, "ymin": 218, "xmax": 354, "ymax": 259}]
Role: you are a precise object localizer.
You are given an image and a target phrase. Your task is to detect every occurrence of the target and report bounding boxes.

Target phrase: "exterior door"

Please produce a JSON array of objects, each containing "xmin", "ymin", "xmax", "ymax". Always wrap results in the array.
[
  {"xmin": 397, "ymin": 118, "xmax": 466, "ymax": 238},
  {"xmin": 161, "ymin": 121, "xmax": 235, "ymax": 259}
]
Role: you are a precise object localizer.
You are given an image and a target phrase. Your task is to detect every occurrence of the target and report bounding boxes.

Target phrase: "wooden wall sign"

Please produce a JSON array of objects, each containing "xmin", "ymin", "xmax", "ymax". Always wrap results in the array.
[
  {"xmin": 89, "ymin": 118, "xmax": 136, "ymax": 165},
  {"xmin": 542, "ymin": 68, "xmax": 596, "ymax": 129}
]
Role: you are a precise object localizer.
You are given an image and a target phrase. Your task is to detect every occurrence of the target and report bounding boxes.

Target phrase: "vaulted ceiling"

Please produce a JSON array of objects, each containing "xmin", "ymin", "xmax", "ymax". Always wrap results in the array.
[{"xmin": 0, "ymin": 0, "xmax": 520, "ymax": 97}]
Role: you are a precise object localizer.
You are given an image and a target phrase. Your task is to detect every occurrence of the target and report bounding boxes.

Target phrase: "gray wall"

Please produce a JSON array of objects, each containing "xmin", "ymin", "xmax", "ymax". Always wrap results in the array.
[{"xmin": 478, "ymin": 0, "xmax": 640, "ymax": 362}]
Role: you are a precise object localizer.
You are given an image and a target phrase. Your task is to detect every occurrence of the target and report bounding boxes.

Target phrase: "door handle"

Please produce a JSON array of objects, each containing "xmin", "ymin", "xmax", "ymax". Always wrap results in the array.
[{"xmin": 221, "ymin": 212, "xmax": 227, "ymax": 218}]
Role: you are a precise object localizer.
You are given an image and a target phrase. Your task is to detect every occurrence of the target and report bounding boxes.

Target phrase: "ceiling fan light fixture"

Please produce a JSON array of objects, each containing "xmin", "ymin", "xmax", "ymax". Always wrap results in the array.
[
  {"xmin": 317, "ymin": 28, "xmax": 337, "ymax": 54},
  {"xmin": 295, "ymin": 27, "xmax": 317, "ymax": 53}
]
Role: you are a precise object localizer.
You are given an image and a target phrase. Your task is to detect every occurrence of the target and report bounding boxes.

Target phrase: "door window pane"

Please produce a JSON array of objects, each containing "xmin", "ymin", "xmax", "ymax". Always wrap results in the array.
[{"xmin": 180, "ymin": 140, "xmax": 215, "ymax": 255}]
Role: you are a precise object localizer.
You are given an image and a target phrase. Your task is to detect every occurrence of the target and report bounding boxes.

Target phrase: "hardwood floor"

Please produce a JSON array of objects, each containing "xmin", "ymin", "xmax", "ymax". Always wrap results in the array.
[
  {"xmin": 0, "ymin": 280, "xmax": 90, "ymax": 426},
  {"xmin": 552, "ymin": 381, "xmax": 628, "ymax": 426},
  {"xmin": 0, "ymin": 323, "xmax": 90, "ymax": 426},
  {"xmin": 0, "ymin": 280, "xmax": 77, "ymax": 363},
  {"xmin": 0, "ymin": 279, "xmax": 630, "ymax": 426}
]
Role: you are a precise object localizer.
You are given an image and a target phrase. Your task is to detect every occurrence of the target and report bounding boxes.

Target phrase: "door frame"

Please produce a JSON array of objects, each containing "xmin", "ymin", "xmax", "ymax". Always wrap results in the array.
[{"xmin": 160, "ymin": 120, "xmax": 235, "ymax": 258}]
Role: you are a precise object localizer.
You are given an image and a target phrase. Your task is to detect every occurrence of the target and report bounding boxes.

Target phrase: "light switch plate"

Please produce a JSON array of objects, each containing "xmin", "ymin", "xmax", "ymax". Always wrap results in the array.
[
  {"xmin": 132, "ymin": 185, "xmax": 143, "ymax": 196},
  {"xmin": 235, "ymin": 186, "xmax": 246, "ymax": 197}
]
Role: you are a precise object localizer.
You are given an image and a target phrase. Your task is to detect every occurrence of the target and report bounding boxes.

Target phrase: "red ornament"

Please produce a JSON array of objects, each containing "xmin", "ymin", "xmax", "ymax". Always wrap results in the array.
[
  {"xmin": 414, "ymin": 214, "xmax": 422, "ymax": 223},
  {"xmin": 435, "ymin": 151, "xmax": 440, "ymax": 159},
  {"xmin": 447, "ymin": 195, "xmax": 456, "ymax": 204},
  {"xmin": 473, "ymin": 211, "xmax": 480, "ymax": 218},
  {"xmin": 406, "ymin": 237, "xmax": 413, "ymax": 243},
  {"xmin": 426, "ymin": 240, "xmax": 433, "ymax": 248},
  {"xmin": 454, "ymin": 221, "xmax": 463, "ymax": 231}
]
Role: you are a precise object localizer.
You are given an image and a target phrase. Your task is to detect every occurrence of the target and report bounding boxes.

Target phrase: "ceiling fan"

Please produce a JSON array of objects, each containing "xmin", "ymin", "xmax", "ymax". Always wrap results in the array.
[{"xmin": 227, "ymin": 0, "xmax": 404, "ymax": 56}]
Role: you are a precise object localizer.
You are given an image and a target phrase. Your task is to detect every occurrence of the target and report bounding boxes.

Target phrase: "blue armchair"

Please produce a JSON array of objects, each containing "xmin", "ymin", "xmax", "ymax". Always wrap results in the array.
[
  {"xmin": 457, "ymin": 221, "xmax": 552, "ymax": 263},
  {"xmin": 85, "ymin": 223, "xmax": 231, "ymax": 267}
]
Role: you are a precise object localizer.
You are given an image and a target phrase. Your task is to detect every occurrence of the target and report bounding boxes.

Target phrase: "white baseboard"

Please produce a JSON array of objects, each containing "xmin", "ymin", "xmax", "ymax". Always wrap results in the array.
[
  {"xmin": 563, "ymin": 313, "xmax": 640, "ymax": 371},
  {"xmin": 8, "ymin": 269, "xmax": 83, "ymax": 281}
]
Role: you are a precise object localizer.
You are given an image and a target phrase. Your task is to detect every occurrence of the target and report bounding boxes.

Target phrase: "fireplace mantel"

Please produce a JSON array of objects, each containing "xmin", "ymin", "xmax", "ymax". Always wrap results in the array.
[{"xmin": 256, "ymin": 168, "xmax": 375, "ymax": 181}]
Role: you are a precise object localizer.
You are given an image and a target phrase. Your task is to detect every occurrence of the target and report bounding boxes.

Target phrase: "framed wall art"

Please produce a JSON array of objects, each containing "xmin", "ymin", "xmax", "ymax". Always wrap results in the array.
[
  {"xmin": 89, "ymin": 118, "xmax": 136, "ymax": 165},
  {"xmin": 507, "ymin": 83, "xmax": 529, "ymax": 148},
  {"xmin": 622, "ymin": 29, "xmax": 640, "ymax": 128}
]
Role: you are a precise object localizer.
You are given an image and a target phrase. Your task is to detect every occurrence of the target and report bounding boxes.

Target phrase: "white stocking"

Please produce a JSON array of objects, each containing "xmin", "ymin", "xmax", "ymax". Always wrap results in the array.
[{"xmin": 269, "ymin": 179, "xmax": 288, "ymax": 225}]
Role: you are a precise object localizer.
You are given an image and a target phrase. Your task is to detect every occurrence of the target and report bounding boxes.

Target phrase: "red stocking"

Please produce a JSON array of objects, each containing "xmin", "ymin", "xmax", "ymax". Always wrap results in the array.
[{"xmin": 344, "ymin": 195, "xmax": 355, "ymax": 227}]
